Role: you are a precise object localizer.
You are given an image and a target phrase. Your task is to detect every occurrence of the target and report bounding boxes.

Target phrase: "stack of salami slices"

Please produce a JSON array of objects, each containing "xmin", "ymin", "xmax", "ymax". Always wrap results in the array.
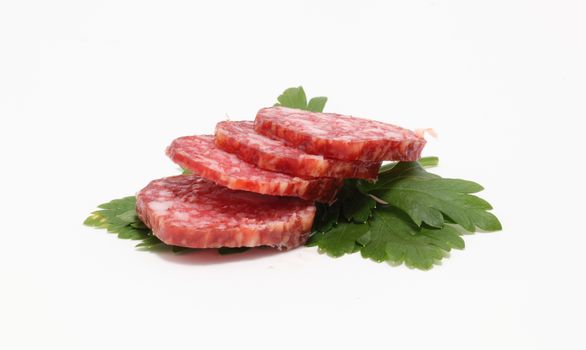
[{"xmin": 136, "ymin": 107, "xmax": 426, "ymax": 250}]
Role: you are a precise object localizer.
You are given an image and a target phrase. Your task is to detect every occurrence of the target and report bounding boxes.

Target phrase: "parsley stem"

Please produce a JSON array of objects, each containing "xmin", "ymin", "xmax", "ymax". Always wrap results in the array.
[
  {"xmin": 379, "ymin": 157, "xmax": 439, "ymax": 174},
  {"xmin": 418, "ymin": 156, "xmax": 439, "ymax": 168},
  {"xmin": 368, "ymin": 194, "xmax": 388, "ymax": 205}
]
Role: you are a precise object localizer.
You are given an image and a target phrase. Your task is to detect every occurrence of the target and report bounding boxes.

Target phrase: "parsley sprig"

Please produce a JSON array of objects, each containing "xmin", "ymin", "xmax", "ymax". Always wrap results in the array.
[
  {"xmin": 308, "ymin": 161, "xmax": 501, "ymax": 270},
  {"xmin": 83, "ymin": 196, "xmax": 188, "ymax": 252},
  {"xmin": 84, "ymin": 86, "xmax": 501, "ymax": 269},
  {"xmin": 275, "ymin": 86, "xmax": 328, "ymax": 112}
]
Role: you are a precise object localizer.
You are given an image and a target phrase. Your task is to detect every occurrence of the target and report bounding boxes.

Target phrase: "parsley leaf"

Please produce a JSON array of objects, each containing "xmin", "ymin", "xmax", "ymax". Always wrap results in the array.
[
  {"xmin": 312, "ymin": 201, "xmax": 342, "ymax": 233},
  {"xmin": 309, "ymin": 208, "xmax": 465, "ymax": 270},
  {"xmin": 84, "ymin": 196, "xmax": 193, "ymax": 252},
  {"xmin": 361, "ymin": 208, "xmax": 464, "ymax": 270},
  {"xmin": 360, "ymin": 162, "xmax": 502, "ymax": 232},
  {"xmin": 135, "ymin": 236, "xmax": 166, "ymax": 250},
  {"xmin": 276, "ymin": 86, "xmax": 307, "ymax": 109},
  {"xmin": 307, "ymin": 221, "xmax": 369, "ymax": 257},
  {"xmin": 275, "ymin": 86, "xmax": 328, "ymax": 112},
  {"xmin": 306, "ymin": 96, "xmax": 328, "ymax": 112},
  {"xmin": 341, "ymin": 180, "xmax": 376, "ymax": 223},
  {"xmin": 343, "ymin": 193, "xmax": 376, "ymax": 223},
  {"xmin": 309, "ymin": 157, "xmax": 500, "ymax": 270},
  {"xmin": 313, "ymin": 158, "xmax": 441, "ymax": 231},
  {"xmin": 84, "ymin": 197, "xmax": 156, "ymax": 242}
]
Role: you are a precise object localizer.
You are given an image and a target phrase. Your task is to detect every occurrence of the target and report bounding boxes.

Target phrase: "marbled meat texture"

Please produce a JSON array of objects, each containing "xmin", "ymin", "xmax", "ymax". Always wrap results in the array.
[
  {"xmin": 215, "ymin": 121, "xmax": 381, "ymax": 179},
  {"xmin": 136, "ymin": 175, "xmax": 316, "ymax": 249},
  {"xmin": 254, "ymin": 106, "xmax": 426, "ymax": 162},
  {"xmin": 166, "ymin": 135, "xmax": 341, "ymax": 203}
]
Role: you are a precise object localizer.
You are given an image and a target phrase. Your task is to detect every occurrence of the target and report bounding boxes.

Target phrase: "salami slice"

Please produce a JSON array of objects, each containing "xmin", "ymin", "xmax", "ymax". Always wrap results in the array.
[
  {"xmin": 136, "ymin": 174, "xmax": 316, "ymax": 249},
  {"xmin": 166, "ymin": 135, "xmax": 341, "ymax": 203},
  {"xmin": 215, "ymin": 121, "xmax": 381, "ymax": 179},
  {"xmin": 255, "ymin": 107, "xmax": 426, "ymax": 162}
]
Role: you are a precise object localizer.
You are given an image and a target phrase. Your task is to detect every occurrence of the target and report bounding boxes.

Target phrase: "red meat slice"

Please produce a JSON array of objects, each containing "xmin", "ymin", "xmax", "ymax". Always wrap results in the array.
[
  {"xmin": 215, "ymin": 121, "xmax": 381, "ymax": 179},
  {"xmin": 255, "ymin": 106, "xmax": 426, "ymax": 162},
  {"xmin": 136, "ymin": 174, "xmax": 316, "ymax": 249},
  {"xmin": 166, "ymin": 135, "xmax": 341, "ymax": 203}
]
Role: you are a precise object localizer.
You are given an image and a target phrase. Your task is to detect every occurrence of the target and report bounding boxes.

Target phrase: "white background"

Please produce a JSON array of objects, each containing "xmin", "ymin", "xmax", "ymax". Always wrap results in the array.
[{"xmin": 1, "ymin": 1, "xmax": 585, "ymax": 349}]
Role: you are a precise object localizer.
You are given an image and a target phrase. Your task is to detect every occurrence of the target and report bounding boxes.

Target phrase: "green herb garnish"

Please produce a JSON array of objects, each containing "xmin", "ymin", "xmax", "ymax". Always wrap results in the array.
[
  {"xmin": 83, "ymin": 196, "xmax": 194, "ymax": 253},
  {"xmin": 307, "ymin": 161, "xmax": 500, "ymax": 270},
  {"xmin": 275, "ymin": 86, "xmax": 327, "ymax": 112},
  {"xmin": 84, "ymin": 196, "xmax": 162, "ymax": 247}
]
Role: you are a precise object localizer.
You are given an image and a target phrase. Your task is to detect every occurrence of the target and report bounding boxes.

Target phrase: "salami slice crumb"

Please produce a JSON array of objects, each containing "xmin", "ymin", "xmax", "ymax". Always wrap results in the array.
[
  {"xmin": 215, "ymin": 121, "xmax": 381, "ymax": 179},
  {"xmin": 166, "ymin": 135, "xmax": 341, "ymax": 203},
  {"xmin": 255, "ymin": 106, "xmax": 426, "ymax": 162},
  {"xmin": 136, "ymin": 175, "xmax": 316, "ymax": 249}
]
